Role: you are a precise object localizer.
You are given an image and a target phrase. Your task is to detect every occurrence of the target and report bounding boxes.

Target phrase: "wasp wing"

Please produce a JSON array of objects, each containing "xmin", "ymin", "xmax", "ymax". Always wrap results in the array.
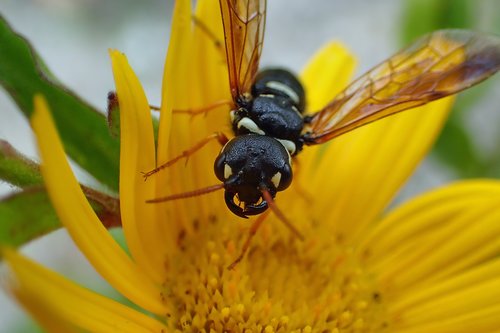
[
  {"xmin": 220, "ymin": 0, "xmax": 266, "ymax": 101},
  {"xmin": 304, "ymin": 30, "xmax": 500, "ymax": 144}
]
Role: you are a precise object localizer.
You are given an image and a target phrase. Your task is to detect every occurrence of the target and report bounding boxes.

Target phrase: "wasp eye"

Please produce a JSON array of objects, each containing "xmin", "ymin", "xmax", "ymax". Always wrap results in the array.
[
  {"xmin": 214, "ymin": 153, "xmax": 227, "ymax": 182},
  {"xmin": 276, "ymin": 164, "xmax": 292, "ymax": 191}
]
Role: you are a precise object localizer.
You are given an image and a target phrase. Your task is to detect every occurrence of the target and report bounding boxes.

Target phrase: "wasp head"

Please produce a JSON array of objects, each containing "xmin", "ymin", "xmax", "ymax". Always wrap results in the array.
[{"xmin": 214, "ymin": 135, "xmax": 292, "ymax": 218}]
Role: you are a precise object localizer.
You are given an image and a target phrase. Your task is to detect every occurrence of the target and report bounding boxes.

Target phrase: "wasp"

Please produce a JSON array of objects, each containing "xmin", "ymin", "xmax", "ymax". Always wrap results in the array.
[{"xmin": 146, "ymin": 0, "xmax": 500, "ymax": 265}]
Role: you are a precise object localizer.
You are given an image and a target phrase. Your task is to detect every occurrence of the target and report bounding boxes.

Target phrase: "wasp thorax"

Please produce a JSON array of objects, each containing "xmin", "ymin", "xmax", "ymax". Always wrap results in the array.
[
  {"xmin": 231, "ymin": 95, "xmax": 304, "ymax": 155},
  {"xmin": 214, "ymin": 134, "xmax": 292, "ymax": 217}
]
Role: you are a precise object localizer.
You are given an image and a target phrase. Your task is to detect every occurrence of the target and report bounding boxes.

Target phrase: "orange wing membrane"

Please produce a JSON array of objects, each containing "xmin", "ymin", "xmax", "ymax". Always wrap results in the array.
[
  {"xmin": 220, "ymin": 0, "xmax": 267, "ymax": 101},
  {"xmin": 304, "ymin": 29, "xmax": 500, "ymax": 144}
]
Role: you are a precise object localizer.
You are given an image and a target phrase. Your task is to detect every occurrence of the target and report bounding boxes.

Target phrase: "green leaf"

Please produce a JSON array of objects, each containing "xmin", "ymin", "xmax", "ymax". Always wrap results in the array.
[
  {"xmin": 11, "ymin": 320, "xmax": 44, "ymax": 333},
  {"xmin": 0, "ymin": 142, "xmax": 121, "ymax": 248},
  {"xmin": 0, "ymin": 15, "xmax": 120, "ymax": 191},
  {"xmin": 433, "ymin": 113, "xmax": 486, "ymax": 177},
  {"xmin": 0, "ymin": 138, "xmax": 121, "ymax": 248},
  {"xmin": 0, "ymin": 140, "xmax": 43, "ymax": 187},
  {"xmin": 401, "ymin": 0, "xmax": 472, "ymax": 43},
  {"xmin": 0, "ymin": 186, "xmax": 121, "ymax": 248},
  {"xmin": 0, "ymin": 187, "xmax": 60, "ymax": 247}
]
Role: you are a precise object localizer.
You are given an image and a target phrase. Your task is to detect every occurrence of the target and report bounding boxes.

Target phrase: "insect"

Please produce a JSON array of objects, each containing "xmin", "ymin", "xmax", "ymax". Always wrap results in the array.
[{"xmin": 146, "ymin": 1, "xmax": 500, "ymax": 264}]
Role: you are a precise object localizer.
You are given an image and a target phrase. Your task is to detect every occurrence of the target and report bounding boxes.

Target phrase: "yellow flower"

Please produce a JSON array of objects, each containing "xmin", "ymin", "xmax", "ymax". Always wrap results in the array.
[{"xmin": 4, "ymin": 0, "xmax": 500, "ymax": 332}]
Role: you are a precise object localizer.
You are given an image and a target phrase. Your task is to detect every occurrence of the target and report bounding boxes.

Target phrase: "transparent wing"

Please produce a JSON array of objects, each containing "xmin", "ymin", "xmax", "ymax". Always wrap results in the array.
[
  {"xmin": 305, "ymin": 29, "xmax": 500, "ymax": 144},
  {"xmin": 220, "ymin": 0, "xmax": 266, "ymax": 101}
]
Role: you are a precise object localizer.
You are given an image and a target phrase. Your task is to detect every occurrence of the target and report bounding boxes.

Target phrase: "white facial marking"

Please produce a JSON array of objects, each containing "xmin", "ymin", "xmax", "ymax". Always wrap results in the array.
[
  {"xmin": 229, "ymin": 110, "xmax": 236, "ymax": 123},
  {"xmin": 271, "ymin": 172, "xmax": 282, "ymax": 189},
  {"xmin": 224, "ymin": 164, "xmax": 233, "ymax": 179},
  {"xmin": 266, "ymin": 81, "xmax": 300, "ymax": 105},
  {"xmin": 276, "ymin": 138, "xmax": 296, "ymax": 156},
  {"xmin": 237, "ymin": 117, "xmax": 265, "ymax": 135}
]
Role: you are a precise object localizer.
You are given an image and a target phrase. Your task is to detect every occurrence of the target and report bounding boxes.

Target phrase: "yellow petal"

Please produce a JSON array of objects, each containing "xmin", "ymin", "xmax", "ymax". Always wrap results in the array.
[
  {"xmin": 393, "ymin": 305, "xmax": 500, "ymax": 333},
  {"xmin": 193, "ymin": 0, "xmax": 230, "ymax": 113},
  {"xmin": 362, "ymin": 180, "xmax": 500, "ymax": 291},
  {"xmin": 31, "ymin": 95, "xmax": 167, "ymax": 315},
  {"xmin": 301, "ymin": 42, "xmax": 357, "ymax": 112},
  {"xmin": 298, "ymin": 42, "xmax": 357, "ymax": 173},
  {"xmin": 3, "ymin": 248, "xmax": 167, "ymax": 332},
  {"xmin": 157, "ymin": 0, "xmax": 192, "ymax": 161},
  {"xmin": 6, "ymin": 272, "xmax": 78, "ymax": 333},
  {"xmin": 373, "ymin": 186, "xmax": 500, "ymax": 332},
  {"xmin": 391, "ymin": 258, "xmax": 500, "ymax": 322},
  {"xmin": 155, "ymin": 0, "xmax": 196, "ymax": 232},
  {"xmin": 361, "ymin": 180, "xmax": 500, "ymax": 256},
  {"xmin": 110, "ymin": 50, "xmax": 170, "ymax": 282}
]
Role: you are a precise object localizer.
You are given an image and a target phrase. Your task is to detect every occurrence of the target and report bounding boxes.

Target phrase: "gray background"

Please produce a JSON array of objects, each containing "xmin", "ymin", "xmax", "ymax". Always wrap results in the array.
[{"xmin": 0, "ymin": 0, "xmax": 499, "ymax": 331}]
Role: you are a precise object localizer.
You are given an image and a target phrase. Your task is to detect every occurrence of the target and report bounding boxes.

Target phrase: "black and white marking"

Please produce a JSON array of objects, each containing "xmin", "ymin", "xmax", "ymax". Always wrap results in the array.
[{"xmin": 215, "ymin": 68, "xmax": 306, "ymax": 217}]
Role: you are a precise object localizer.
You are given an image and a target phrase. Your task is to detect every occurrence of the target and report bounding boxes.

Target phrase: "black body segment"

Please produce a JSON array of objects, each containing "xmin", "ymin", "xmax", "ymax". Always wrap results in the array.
[{"xmin": 252, "ymin": 68, "xmax": 306, "ymax": 111}]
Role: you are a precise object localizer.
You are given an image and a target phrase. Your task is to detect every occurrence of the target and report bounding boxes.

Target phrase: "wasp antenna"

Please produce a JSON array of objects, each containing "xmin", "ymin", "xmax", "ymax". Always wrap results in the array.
[
  {"xmin": 146, "ymin": 184, "xmax": 224, "ymax": 203},
  {"xmin": 260, "ymin": 186, "xmax": 304, "ymax": 241}
]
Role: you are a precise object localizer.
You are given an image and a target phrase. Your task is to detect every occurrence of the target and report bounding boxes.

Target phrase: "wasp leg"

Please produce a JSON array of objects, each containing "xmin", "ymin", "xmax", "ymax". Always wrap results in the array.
[
  {"xmin": 260, "ymin": 186, "xmax": 304, "ymax": 241},
  {"xmin": 146, "ymin": 183, "xmax": 224, "ymax": 203},
  {"xmin": 227, "ymin": 211, "xmax": 270, "ymax": 270},
  {"xmin": 172, "ymin": 99, "xmax": 233, "ymax": 117},
  {"xmin": 142, "ymin": 132, "xmax": 229, "ymax": 180}
]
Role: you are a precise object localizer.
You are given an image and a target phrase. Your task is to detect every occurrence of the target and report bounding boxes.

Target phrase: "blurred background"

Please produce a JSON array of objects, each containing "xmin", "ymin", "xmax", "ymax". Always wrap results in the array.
[{"xmin": 0, "ymin": 0, "xmax": 499, "ymax": 331}]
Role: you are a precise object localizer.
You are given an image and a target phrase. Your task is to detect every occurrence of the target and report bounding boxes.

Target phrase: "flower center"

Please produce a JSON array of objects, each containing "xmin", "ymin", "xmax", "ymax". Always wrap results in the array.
[{"xmin": 163, "ymin": 216, "xmax": 388, "ymax": 332}]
